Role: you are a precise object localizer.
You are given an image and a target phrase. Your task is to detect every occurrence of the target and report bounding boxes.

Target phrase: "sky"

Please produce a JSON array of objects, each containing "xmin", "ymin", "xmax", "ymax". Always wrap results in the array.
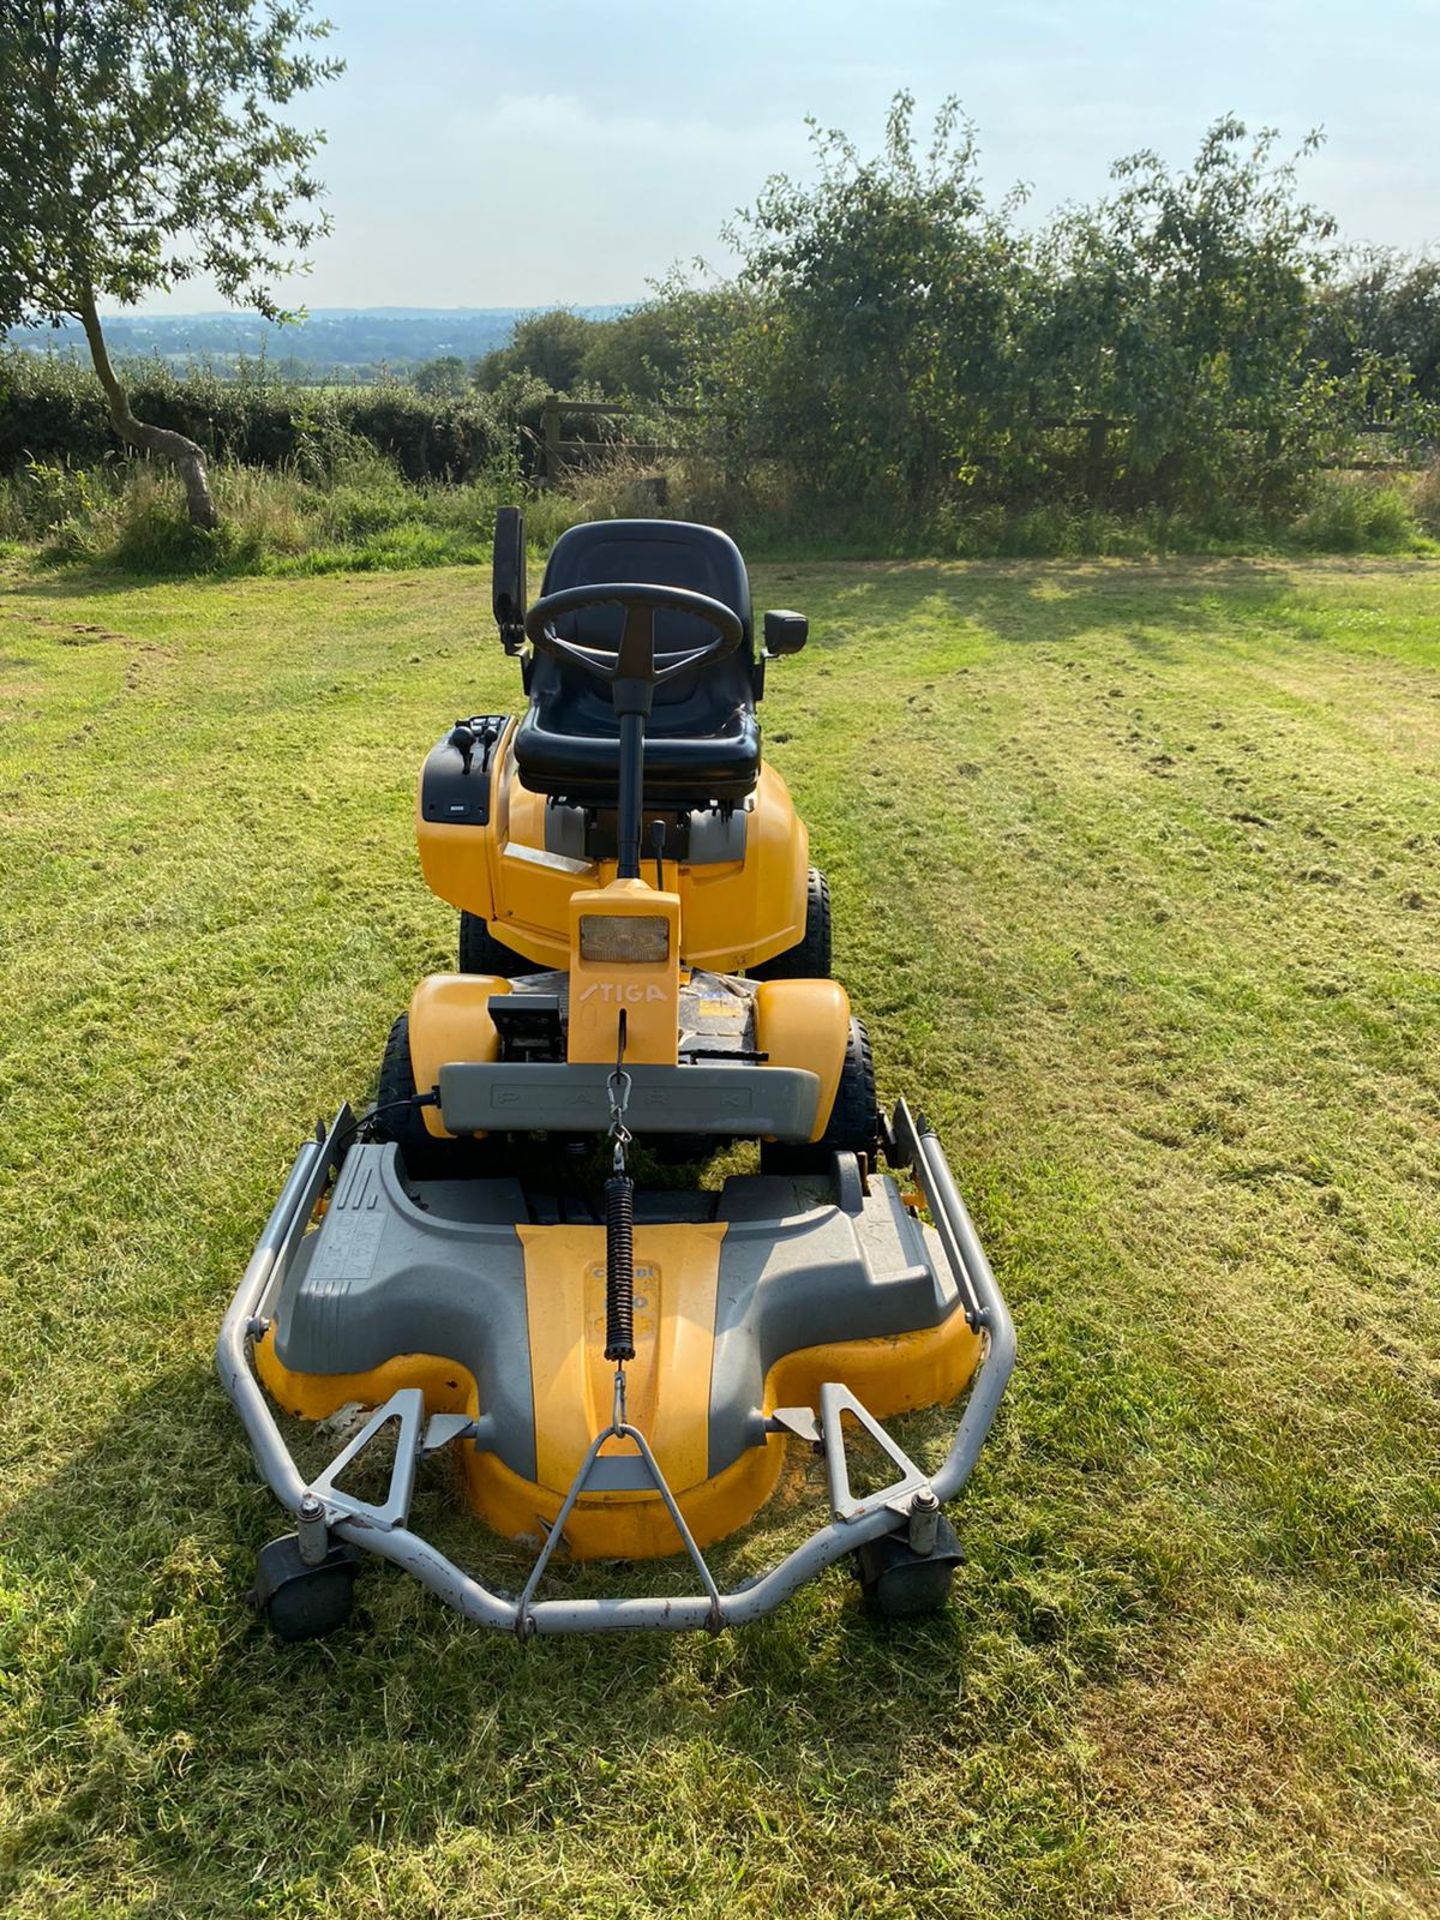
[{"xmin": 137, "ymin": 0, "xmax": 1440, "ymax": 314}]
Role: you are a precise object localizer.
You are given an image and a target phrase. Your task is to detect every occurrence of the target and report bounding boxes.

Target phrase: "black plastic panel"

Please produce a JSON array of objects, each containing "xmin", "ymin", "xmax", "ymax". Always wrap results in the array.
[
  {"xmin": 420, "ymin": 715, "xmax": 509, "ymax": 825},
  {"xmin": 437, "ymin": 1060, "xmax": 820, "ymax": 1138}
]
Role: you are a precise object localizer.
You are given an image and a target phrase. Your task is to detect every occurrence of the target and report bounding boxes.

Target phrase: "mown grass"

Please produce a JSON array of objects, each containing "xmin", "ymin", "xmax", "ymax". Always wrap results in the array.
[{"xmin": 0, "ymin": 554, "xmax": 1437, "ymax": 1918}]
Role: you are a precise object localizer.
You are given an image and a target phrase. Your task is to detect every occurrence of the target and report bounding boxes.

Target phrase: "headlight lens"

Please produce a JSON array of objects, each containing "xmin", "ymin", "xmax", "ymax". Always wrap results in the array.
[{"xmin": 579, "ymin": 914, "xmax": 670, "ymax": 963}]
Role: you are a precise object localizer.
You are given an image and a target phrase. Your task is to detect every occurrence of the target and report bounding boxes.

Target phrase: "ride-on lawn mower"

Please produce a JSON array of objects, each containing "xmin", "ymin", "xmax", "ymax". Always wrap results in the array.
[{"xmin": 218, "ymin": 512, "xmax": 1014, "ymax": 1639}]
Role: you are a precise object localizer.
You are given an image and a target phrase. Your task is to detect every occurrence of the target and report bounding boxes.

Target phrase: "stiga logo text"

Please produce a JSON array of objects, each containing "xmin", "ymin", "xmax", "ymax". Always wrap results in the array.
[{"xmin": 579, "ymin": 982, "xmax": 668, "ymax": 1003}]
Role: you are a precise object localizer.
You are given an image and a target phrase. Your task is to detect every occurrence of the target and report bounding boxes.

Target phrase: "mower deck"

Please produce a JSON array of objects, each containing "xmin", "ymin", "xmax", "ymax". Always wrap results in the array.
[{"xmin": 219, "ymin": 1100, "xmax": 1014, "ymax": 1635}]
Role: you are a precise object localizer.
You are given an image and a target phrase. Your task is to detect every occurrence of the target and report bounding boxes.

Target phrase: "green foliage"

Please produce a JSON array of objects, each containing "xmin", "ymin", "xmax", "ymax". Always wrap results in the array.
[
  {"xmin": 1288, "ymin": 473, "xmax": 1425, "ymax": 553},
  {"xmin": 412, "ymin": 355, "xmax": 472, "ymax": 399},
  {"xmin": 1412, "ymin": 460, "xmax": 1440, "ymax": 535},
  {"xmin": 476, "ymin": 309, "xmax": 597, "ymax": 393},
  {"xmin": 475, "ymin": 302, "xmax": 688, "ymax": 403},
  {"xmin": 0, "ymin": 347, "xmax": 512, "ymax": 480},
  {"xmin": 0, "ymin": 0, "xmax": 340, "ymax": 328},
  {"xmin": 661, "ymin": 97, "xmax": 1439, "ymax": 525},
  {"xmin": 1030, "ymin": 119, "xmax": 1341, "ymax": 501},
  {"xmin": 0, "ymin": 447, "xmax": 581, "ymax": 574},
  {"xmin": 669, "ymin": 102, "xmax": 1384, "ymax": 522},
  {"xmin": 1312, "ymin": 250, "xmax": 1440, "ymax": 404},
  {"xmin": 674, "ymin": 96, "xmax": 1032, "ymax": 511},
  {"xmin": 2, "ymin": 444, "xmax": 1430, "ymax": 580},
  {"xmin": 577, "ymin": 303, "xmax": 688, "ymax": 398},
  {"xmin": 5, "ymin": 85, "xmax": 1439, "ymax": 548},
  {"xmin": 82, "ymin": 483, "xmax": 262, "ymax": 574}
]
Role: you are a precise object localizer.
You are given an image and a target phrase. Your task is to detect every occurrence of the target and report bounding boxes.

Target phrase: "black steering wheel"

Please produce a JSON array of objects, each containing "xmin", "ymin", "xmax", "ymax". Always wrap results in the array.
[{"xmin": 523, "ymin": 582, "xmax": 744, "ymax": 711}]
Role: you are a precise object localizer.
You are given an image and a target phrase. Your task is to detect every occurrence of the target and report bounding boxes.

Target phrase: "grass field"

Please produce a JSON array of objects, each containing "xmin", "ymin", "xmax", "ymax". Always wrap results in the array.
[{"xmin": 1, "ymin": 553, "xmax": 1438, "ymax": 1918}]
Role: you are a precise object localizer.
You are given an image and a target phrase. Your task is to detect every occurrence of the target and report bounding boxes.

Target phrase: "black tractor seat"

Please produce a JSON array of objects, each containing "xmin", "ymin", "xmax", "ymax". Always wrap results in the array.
[{"xmin": 513, "ymin": 520, "xmax": 761, "ymax": 809}]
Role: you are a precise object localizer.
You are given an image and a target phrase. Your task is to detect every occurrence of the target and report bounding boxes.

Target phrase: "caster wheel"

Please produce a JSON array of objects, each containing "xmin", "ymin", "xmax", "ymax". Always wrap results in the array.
[
  {"xmin": 251, "ymin": 1533, "xmax": 361, "ymax": 1642},
  {"xmin": 854, "ymin": 1515, "xmax": 964, "ymax": 1619}
]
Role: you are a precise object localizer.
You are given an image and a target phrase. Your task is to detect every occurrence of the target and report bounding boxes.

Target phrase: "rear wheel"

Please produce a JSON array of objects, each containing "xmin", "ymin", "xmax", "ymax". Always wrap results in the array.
[
  {"xmin": 761, "ymin": 1016, "xmax": 880, "ymax": 1176},
  {"xmin": 458, "ymin": 910, "xmax": 529, "ymax": 977},
  {"xmin": 749, "ymin": 867, "xmax": 831, "ymax": 980},
  {"xmin": 372, "ymin": 1013, "xmax": 484, "ymax": 1180}
]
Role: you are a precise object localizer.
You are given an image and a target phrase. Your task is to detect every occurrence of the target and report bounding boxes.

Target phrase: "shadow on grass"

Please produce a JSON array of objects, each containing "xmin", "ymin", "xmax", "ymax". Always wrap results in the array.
[
  {"xmin": 3, "ymin": 1359, "xmax": 1035, "ymax": 1912},
  {"xmin": 772, "ymin": 557, "xmax": 1329, "ymax": 658},
  {"xmin": 2, "ymin": 562, "xmax": 233, "ymax": 600}
]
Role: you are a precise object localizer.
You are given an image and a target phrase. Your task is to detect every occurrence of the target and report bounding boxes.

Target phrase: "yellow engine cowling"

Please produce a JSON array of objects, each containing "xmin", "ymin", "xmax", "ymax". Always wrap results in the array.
[
  {"xmin": 416, "ymin": 723, "xmax": 811, "ymax": 975},
  {"xmin": 565, "ymin": 878, "xmax": 681, "ymax": 1067},
  {"xmin": 406, "ymin": 953, "xmax": 851, "ymax": 1142}
]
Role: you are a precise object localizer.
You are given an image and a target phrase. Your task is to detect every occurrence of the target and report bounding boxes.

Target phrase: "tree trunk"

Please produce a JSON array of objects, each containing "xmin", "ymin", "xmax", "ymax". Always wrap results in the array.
[{"xmin": 76, "ymin": 287, "xmax": 218, "ymax": 530}]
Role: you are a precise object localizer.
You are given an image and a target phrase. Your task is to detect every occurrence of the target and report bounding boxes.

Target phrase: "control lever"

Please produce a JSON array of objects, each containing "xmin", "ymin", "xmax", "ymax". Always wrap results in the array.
[
  {"xmin": 650, "ymin": 818, "xmax": 666, "ymax": 891},
  {"xmin": 448, "ymin": 722, "xmax": 476, "ymax": 775},
  {"xmin": 448, "ymin": 717, "xmax": 502, "ymax": 778}
]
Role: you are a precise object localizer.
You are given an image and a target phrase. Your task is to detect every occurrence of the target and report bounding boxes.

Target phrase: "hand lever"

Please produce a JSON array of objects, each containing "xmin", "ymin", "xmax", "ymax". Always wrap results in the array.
[
  {"xmin": 650, "ymin": 818, "xmax": 667, "ymax": 890},
  {"xmin": 448, "ymin": 722, "xmax": 476, "ymax": 775}
]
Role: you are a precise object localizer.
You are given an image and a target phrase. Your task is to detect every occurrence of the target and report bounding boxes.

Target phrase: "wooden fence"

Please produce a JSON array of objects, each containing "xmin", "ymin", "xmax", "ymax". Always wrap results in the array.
[
  {"xmin": 536, "ymin": 399, "xmax": 689, "ymax": 485},
  {"xmin": 535, "ymin": 399, "xmax": 1417, "ymax": 487}
]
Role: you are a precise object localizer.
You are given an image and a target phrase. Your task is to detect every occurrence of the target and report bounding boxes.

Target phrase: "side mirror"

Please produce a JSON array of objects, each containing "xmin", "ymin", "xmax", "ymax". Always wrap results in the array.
[
  {"xmin": 493, "ymin": 506, "xmax": 526, "ymax": 655},
  {"xmin": 763, "ymin": 609, "xmax": 808, "ymax": 657}
]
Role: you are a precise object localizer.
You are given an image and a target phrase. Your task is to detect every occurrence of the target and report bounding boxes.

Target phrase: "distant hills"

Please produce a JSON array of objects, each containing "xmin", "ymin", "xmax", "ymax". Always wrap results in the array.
[{"xmin": 4, "ymin": 305, "xmax": 630, "ymax": 379}]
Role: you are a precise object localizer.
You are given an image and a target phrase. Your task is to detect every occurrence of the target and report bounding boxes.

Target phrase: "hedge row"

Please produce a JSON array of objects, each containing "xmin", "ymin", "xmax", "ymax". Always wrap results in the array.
[{"xmin": 0, "ymin": 349, "xmax": 513, "ymax": 480}]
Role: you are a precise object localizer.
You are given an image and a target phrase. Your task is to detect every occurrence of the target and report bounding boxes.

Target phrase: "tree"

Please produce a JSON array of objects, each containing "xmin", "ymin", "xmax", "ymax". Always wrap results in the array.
[
  {"xmin": 579, "ymin": 304, "xmax": 687, "ymax": 400},
  {"xmin": 0, "ymin": 1, "xmax": 341, "ymax": 526},
  {"xmin": 678, "ymin": 94, "xmax": 1032, "ymax": 513},
  {"xmin": 475, "ymin": 309, "xmax": 596, "ymax": 394},
  {"xmin": 413, "ymin": 354, "xmax": 471, "ymax": 398},
  {"xmin": 1312, "ymin": 249, "xmax": 1440, "ymax": 409},
  {"xmin": 1029, "ymin": 119, "xmax": 1340, "ymax": 507}
]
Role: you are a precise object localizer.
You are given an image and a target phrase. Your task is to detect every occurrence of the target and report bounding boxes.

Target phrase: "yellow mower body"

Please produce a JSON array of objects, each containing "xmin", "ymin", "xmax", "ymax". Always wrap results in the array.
[
  {"xmin": 222, "ymin": 515, "xmax": 1012, "ymax": 1640},
  {"xmin": 418, "ymin": 723, "xmax": 813, "ymax": 977},
  {"xmin": 256, "ymin": 1237, "xmax": 983, "ymax": 1558}
]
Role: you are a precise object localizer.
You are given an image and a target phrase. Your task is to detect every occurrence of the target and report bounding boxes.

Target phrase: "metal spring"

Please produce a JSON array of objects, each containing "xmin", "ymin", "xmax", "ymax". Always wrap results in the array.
[{"xmin": 604, "ymin": 1173, "xmax": 636, "ymax": 1361}]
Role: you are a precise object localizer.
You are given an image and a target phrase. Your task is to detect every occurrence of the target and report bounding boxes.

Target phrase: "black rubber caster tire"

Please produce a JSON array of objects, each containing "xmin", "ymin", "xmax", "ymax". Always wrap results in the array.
[
  {"xmin": 761, "ymin": 1016, "xmax": 880, "ymax": 1176},
  {"xmin": 749, "ymin": 867, "xmax": 831, "ymax": 980},
  {"xmin": 854, "ymin": 1516, "xmax": 964, "ymax": 1619},
  {"xmin": 252, "ymin": 1534, "xmax": 360, "ymax": 1642},
  {"xmin": 459, "ymin": 910, "xmax": 529, "ymax": 977}
]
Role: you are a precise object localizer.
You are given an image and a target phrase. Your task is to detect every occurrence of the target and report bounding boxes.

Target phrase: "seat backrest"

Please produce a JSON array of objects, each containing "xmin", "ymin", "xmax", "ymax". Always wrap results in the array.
[
  {"xmin": 539, "ymin": 519, "xmax": 754, "ymax": 665},
  {"xmin": 517, "ymin": 517, "xmax": 762, "ymax": 804}
]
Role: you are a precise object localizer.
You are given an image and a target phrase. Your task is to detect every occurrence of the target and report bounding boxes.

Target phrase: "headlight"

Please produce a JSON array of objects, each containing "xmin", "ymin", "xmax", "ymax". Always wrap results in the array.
[{"xmin": 579, "ymin": 914, "xmax": 671, "ymax": 963}]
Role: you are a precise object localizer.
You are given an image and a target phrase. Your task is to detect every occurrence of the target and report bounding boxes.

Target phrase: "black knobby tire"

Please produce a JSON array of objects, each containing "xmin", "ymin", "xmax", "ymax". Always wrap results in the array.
[
  {"xmin": 761, "ymin": 1016, "xmax": 881, "ymax": 1176},
  {"xmin": 458, "ymin": 910, "xmax": 528, "ymax": 977},
  {"xmin": 372, "ymin": 1013, "xmax": 473, "ymax": 1180},
  {"xmin": 749, "ymin": 867, "xmax": 831, "ymax": 980}
]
